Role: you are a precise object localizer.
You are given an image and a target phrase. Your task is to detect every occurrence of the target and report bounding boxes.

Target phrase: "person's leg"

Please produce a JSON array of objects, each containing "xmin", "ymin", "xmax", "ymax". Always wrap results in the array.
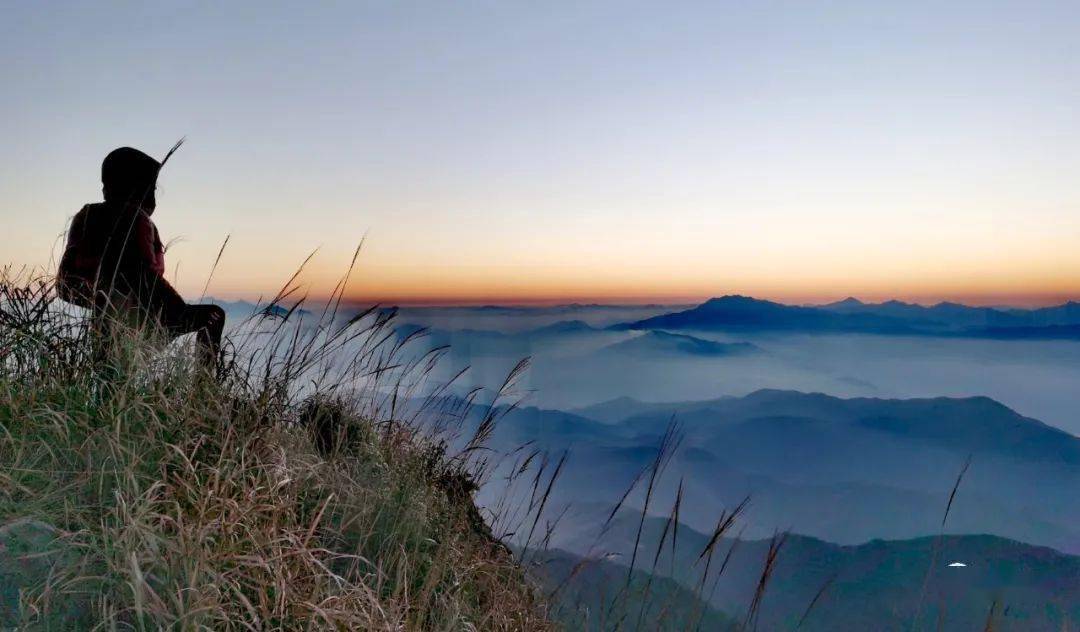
[
  {"xmin": 88, "ymin": 301, "xmax": 113, "ymax": 374},
  {"xmin": 134, "ymin": 273, "xmax": 225, "ymax": 370},
  {"xmin": 88, "ymin": 290, "xmax": 140, "ymax": 383},
  {"xmin": 173, "ymin": 304, "xmax": 226, "ymax": 367}
]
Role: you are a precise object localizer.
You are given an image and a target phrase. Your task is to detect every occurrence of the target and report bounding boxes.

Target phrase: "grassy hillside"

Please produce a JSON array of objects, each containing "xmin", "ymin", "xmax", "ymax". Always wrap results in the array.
[{"xmin": 0, "ymin": 277, "xmax": 552, "ymax": 630}]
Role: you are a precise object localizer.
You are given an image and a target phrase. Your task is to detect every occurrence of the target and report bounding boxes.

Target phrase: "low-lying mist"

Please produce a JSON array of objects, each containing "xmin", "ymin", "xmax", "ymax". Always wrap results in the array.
[{"xmin": 375, "ymin": 305, "xmax": 1080, "ymax": 435}]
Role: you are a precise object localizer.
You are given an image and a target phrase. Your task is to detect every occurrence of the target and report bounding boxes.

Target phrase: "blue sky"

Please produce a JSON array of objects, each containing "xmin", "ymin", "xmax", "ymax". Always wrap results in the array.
[{"xmin": 3, "ymin": 1, "xmax": 1079, "ymax": 304}]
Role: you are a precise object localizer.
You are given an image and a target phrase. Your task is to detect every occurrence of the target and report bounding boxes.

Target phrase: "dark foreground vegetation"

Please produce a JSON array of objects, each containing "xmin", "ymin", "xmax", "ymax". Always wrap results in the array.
[{"xmin": 0, "ymin": 272, "xmax": 554, "ymax": 629}]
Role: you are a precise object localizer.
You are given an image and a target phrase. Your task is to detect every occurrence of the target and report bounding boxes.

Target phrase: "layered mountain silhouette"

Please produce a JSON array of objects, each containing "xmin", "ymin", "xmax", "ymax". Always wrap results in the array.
[
  {"xmin": 380, "ymin": 300, "xmax": 1080, "ymax": 628},
  {"xmin": 605, "ymin": 388, "xmax": 1080, "ymax": 464},
  {"xmin": 616, "ymin": 295, "xmax": 1080, "ymax": 337},
  {"xmin": 473, "ymin": 390, "xmax": 1080, "ymax": 554}
]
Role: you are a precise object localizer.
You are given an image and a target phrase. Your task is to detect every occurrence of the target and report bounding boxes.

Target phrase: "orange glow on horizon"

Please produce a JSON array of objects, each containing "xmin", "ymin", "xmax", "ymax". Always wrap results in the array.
[
  {"xmin": 188, "ymin": 254, "xmax": 1080, "ymax": 309},
  {"xmin": 330, "ymin": 291, "xmax": 1080, "ymax": 309},
  {"xmin": 204, "ymin": 275, "xmax": 1080, "ymax": 308}
]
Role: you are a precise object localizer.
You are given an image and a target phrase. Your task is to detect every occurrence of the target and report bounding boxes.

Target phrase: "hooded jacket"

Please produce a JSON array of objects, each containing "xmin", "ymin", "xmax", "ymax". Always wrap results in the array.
[{"xmin": 58, "ymin": 201, "xmax": 166, "ymax": 306}]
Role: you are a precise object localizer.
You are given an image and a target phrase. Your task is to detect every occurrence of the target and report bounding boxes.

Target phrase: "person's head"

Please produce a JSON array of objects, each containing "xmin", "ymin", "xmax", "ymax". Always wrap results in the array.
[{"xmin": 101, "ymin": 147, "xmax": 160, "ymax": 212}]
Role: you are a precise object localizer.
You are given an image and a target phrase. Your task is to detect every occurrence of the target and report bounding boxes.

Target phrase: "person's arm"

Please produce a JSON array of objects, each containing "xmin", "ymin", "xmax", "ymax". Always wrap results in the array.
[
  {"xmin": 57, "ymin": 206, "xmax": 93, "ymax": 305},
  {"xmin": 59, "ymin": 207, "xmax": 89, "ymax": 276},
  {"xmin": 133, "ymin": 212, "xmax": 166, "ymax": 277}
]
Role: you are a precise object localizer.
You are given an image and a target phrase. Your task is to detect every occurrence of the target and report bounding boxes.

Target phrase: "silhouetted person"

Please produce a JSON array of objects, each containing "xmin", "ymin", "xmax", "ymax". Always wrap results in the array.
[{"xmin": 58, "ymin": 145, "xmax": 225, "ymax": 371}]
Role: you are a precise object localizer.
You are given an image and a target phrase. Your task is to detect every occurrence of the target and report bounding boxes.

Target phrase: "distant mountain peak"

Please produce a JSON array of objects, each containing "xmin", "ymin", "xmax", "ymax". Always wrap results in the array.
[
  {"xmin": 932, "ymin": 301, "xmax": 967, "ymax": 309},
  {"xmin": 705, "ymin": 294, "xmax": 756, "ymax": 303},
  {"xmin": 821, "ymin": 297, "xmax": 866, "ymax": 311},
  {"xmin": 531, "ymin": 319, "xmax": 596, "ymax": 334},
  {"xmin": 701, "ymin": 295, "xmax": 779, "ymax": 308}
]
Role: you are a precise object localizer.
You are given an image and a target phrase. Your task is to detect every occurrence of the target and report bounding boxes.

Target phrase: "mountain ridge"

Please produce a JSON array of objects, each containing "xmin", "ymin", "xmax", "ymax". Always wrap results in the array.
[
  {"xmin": 616, "ymin": 294, "xmax": 1080, "ymax": 336},
  {"xmin": 547, "ymin": 511, "xmax": 1080, "ymax": 632}
]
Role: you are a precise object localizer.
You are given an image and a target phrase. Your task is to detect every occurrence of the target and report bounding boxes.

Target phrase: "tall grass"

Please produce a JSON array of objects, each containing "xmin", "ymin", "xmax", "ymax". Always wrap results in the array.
[{"xmin": 0, "ymin": 269, "xmax": 553, "ymax": 630}]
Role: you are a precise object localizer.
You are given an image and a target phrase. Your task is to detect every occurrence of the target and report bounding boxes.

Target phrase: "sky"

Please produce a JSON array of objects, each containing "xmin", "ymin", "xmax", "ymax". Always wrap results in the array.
[{"xmin": 3, "ymin": 1, "xmax": 1080, "ymax": 306}]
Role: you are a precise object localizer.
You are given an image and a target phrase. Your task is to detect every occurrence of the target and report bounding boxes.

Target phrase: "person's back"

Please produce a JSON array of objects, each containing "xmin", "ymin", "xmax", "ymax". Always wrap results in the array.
[
  {"xmin": 59, "ymin": 202, "xmax": 163, "ymax": 304},
  {"xmin": 58, "ymin": 145, "xmax": 225, "ymax": 370}
]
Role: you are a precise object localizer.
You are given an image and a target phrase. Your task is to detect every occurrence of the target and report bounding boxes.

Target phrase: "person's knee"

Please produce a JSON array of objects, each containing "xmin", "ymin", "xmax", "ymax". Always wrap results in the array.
[
  {"xmin": 190, "ymin": 304, "xmax": 224, "ymax": 326},
  {"xmin": 205, "ymin": 305, "xmax": 226, "ymax": 338},
  {"xmin": 173, "ymin": 304, "xmax": 225, "ymax": 339}
]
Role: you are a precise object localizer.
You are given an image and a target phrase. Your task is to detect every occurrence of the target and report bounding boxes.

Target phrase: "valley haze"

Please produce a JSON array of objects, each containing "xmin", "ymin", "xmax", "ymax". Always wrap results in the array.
[{"xmin": 345, "ymin": 293, "xmax": 1080, "ymax": 629}]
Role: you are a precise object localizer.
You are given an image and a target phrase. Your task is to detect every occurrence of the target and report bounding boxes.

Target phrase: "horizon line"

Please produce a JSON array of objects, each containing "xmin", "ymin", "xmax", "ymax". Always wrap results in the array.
[{"xmin": 205, "ymin": 292, "xmax": 1080, "ymax": 310}]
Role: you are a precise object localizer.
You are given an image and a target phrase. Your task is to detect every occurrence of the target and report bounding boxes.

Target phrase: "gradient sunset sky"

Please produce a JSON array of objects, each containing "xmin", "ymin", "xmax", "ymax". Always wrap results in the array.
[{"xmin": 3, "ymin": 2, "xmax": 1080, "ymax": 306}]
